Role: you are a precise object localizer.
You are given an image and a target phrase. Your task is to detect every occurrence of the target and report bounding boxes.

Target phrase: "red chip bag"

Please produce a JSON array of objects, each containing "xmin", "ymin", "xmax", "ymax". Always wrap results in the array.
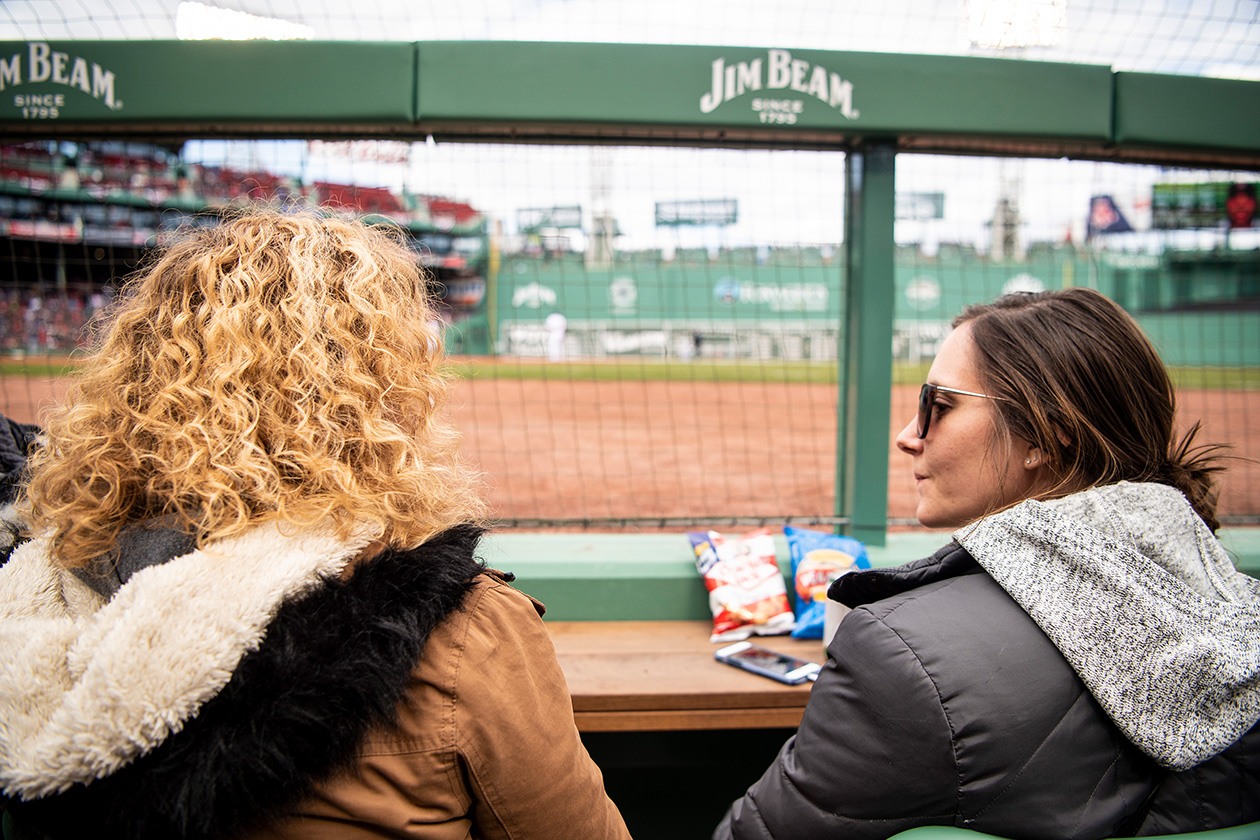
[{"xmin": 689, "ymin": 527, "xmax": 794, "ymax": 643}]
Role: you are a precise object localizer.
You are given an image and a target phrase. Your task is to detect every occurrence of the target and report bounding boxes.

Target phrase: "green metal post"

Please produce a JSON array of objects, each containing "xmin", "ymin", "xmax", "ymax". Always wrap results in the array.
[{"xmin": 836, "ymin": 142, "xmax": 896, "ymax": 547}]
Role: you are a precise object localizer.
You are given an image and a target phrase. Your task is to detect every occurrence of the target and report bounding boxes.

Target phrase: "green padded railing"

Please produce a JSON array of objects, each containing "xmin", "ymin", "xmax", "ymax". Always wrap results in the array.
[
  {"xmin": 485, "ymin": 528, "xmax": 1260, "ymax": 621},
  {"xmin": 889, "ymin": 821, "xmax": 1260, "ymax": 840}
]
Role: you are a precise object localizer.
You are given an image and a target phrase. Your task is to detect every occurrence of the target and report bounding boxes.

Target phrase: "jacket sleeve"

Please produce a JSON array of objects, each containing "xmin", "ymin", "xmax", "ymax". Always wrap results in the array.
[
  {"xmin": 715, "ymin": 606, "xmax": 959, "ymax": 840},
  {"xmin": 455, "ymin": 580, "xmax": 632, "ymax": 840}
]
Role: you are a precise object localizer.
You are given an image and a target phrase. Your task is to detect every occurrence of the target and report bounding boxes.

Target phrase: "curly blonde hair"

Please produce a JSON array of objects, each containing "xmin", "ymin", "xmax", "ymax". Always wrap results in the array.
[{"xmin": 24, "ymin": 209, "xmax": 485, "ymax": 568}]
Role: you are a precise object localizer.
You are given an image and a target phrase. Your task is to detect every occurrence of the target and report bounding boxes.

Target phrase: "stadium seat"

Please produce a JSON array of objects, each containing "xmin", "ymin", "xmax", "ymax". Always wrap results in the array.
[{"xmin": 888, "ymin": 822, "xmax": 1260, "ymax": 840}]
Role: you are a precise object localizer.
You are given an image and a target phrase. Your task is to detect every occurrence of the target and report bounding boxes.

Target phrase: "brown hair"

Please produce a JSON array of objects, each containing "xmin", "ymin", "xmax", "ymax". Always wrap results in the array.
[
  {"xmin": 24, "ymin": 208, "xmax": 486, "ymax": 568},
  {"xmin": 955, "ymin": 287, "xmax": 1227, "ymax": 531}
]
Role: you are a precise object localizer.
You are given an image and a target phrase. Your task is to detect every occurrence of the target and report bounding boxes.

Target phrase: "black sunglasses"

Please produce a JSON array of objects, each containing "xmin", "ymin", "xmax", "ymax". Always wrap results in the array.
[{"xmin": 917, "ymin": 383, "xmax": 1002, "ymax": 439}]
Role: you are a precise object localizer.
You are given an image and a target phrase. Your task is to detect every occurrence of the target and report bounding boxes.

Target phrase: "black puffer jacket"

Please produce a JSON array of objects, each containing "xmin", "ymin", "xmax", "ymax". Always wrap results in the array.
[
  {"xmin": 0, "ymin": 415, "xmax": 37, "ymax": 567},
  {"xmin": 716, "ymin": 538, "xmax": 1260, "ymax": 840},
  {"xmin": 0, "ymin": 416, "xmax": 37, "ymax": 500}
]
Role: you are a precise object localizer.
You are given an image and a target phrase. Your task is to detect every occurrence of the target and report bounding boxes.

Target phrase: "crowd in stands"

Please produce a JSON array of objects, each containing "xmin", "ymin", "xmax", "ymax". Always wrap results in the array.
[
  {"xmin": 0, "ymin": 141, "xmax": 484, "ymax": 233},
  {"xmin": 0, "ymin": 288, "xmax": 108, "ymax": 355}
]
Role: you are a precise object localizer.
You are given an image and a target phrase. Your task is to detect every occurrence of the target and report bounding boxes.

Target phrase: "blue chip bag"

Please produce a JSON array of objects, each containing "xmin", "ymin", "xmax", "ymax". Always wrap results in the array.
[{"xmin": 784, "ymin": 526, "xmax": 870, "ymax": 639}]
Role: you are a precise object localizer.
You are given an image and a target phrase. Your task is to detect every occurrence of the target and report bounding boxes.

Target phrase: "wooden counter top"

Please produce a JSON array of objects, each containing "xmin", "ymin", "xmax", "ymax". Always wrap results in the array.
[{"xmin": 546, "ymin": 619, "xmax": 824, "ymax": 732}]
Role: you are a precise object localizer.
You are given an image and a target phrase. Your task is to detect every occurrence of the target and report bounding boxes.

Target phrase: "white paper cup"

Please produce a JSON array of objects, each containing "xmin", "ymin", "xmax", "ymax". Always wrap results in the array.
[{"xmin": 823, "ymin": 598, "xmax": 850, "ymax": 649}]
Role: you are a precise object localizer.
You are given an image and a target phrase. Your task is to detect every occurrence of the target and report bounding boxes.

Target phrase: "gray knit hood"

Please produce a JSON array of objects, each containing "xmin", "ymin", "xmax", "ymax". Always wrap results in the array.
[{"xmin": 955, "ymin": 481, "xmax": 1260, "ymax": 771}]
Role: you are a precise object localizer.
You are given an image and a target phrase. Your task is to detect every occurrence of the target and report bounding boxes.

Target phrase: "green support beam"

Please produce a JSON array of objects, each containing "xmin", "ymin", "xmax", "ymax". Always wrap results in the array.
[{"xmin": 838, "ymin": 142, "xmax": 896, "ymax": 546}]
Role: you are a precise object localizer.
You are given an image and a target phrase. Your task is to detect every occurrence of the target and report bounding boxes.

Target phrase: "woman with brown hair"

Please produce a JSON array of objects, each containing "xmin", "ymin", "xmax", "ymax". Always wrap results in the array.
[
  {"xmin": 0, "ymin": 210, "xmax": 630, "ymax": 840},
  {"xmin": 717, "ymin": 287, "xmax": 1259, "ymax": 839}
]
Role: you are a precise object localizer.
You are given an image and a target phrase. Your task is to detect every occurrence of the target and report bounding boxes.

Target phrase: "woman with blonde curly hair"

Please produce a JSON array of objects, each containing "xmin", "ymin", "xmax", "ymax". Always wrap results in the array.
[{"xmin": 0, "ymin": 210, "xmax": 630, "ymax": 840}]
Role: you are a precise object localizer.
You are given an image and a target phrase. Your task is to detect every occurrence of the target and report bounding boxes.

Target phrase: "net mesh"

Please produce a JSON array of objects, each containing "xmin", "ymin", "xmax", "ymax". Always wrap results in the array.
[
  {"xmin": 2, "ymin": 0, "xmax": 1257, "ymax": 81},
  {"xmin": 0, "ymin": 2, "xmax": 1256, "ymax": 529}
]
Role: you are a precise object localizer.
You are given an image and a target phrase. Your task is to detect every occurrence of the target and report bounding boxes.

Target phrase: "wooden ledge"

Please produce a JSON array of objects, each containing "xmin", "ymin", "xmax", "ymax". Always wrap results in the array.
[{"xmin": 547, "ymin": 619, "xmax": 824, "ymax": 732}]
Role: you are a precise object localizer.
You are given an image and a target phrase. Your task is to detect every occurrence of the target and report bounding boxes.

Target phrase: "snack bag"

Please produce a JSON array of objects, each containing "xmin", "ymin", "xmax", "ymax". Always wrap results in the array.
[
  {"xmin": 689, "ymin": 527, "xmax": 794, "ymax": 643},
  {"xmin": 784, "ymin": 526, "xmax": 870, "ymax": 639}
]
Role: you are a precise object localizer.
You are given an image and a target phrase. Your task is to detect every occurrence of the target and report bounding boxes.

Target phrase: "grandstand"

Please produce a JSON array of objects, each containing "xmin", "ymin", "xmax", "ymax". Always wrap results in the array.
[{"xmin": 0, "ymin": 139, "xmax": 491, "ymax": 353}]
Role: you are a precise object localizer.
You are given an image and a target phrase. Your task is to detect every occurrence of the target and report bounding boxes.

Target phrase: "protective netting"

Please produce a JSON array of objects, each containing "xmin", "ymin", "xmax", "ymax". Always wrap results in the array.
[
  {"xmin": 0, "ymin": 2, "xmax": 1255, "ymax": 528},
  {"xmin": 2, "ymin": 1, "xmax": 1256, "ymax": 82}
]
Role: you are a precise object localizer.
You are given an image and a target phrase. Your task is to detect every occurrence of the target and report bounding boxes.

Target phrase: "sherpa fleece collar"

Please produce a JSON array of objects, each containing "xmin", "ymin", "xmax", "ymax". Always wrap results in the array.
[
  {"xmin": 1, "ymin": 523, "xmax": 486, "ymax": 840},
  {"xmin": 0, "ymin": 522, "xmax": 375, "ymax": 797},
  {"xmin": 955, "ymin": 482, "xmax": 1260, "ymax": 770}
]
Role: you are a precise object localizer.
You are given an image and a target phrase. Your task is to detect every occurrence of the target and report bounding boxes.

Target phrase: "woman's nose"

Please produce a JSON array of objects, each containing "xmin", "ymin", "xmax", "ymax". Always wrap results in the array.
[{"xmin": 895, "ymin": 416, "xmax": 922, "ymax": 455}]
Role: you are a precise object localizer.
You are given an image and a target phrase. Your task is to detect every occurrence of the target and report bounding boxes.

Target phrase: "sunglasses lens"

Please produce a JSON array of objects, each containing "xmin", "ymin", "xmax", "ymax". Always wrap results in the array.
[{"xmin": 917, "ymin": 384, "xmax": 933, "ymax": 438}]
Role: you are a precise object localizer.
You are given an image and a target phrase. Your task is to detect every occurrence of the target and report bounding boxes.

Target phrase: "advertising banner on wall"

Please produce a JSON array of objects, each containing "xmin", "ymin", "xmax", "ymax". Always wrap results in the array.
[
  {"xmin": 896, "ymin": 191, "xmax": 945, "ymax": 220},
  {"xmin": 654, "ymin": 198, "xmax": 738, "ymax": 226},
  {"xmin": 0, "ymin": 40, "xmax": 416, "ymax": 126},
  {"xmin": 517, "ymin": 205, "xmax": 583, "ymax": 231}
]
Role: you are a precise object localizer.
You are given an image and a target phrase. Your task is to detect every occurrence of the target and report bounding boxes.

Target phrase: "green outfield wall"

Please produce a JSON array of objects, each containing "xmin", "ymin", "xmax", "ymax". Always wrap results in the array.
[{"xmin": 492, "ymin": 252, "xmax": 1260, "ymax": 367}]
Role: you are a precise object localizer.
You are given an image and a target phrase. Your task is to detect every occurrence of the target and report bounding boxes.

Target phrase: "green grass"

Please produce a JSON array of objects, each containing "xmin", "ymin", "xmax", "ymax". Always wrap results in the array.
[
  {"xmin": 448, "ymin": 357, "xmax": 843, "ymax": 385},
  {"xmin": 1168, "ymin": 367, "xmax": 1260, "ymax": 389},
  {"xmin": 4, "ymin": 354, "xmax": 1256, "ymax": 391},
  {"xmin": 0, "ymin": 354, "xmax": 80, "ymax": 377},
  {"xmin": 450, "ymin": 358, "xmax": 1259, "ymax": 389}
]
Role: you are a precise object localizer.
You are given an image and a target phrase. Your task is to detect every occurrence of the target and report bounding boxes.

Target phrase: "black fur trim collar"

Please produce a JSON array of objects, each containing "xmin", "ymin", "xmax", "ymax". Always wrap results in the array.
[
  {"xmin": 830, "ymin": 541, "xmax": 979, "ymax": 608},
  {"xmin": 9, "ymin": 524, "xmax": 486, "ymax": 840}
]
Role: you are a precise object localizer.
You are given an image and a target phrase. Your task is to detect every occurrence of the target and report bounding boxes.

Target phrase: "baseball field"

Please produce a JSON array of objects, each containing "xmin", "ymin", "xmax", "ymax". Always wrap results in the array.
[{"xmin": 3, "ymin": 361, "xmax": 1253, "ymax": 528}]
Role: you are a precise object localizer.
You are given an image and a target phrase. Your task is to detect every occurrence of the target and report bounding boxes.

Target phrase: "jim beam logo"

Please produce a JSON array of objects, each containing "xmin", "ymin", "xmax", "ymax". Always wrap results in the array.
[
  {"xmin": 0, "ymin": 42, "xmax": 122, "ymax": 120},
  {"xmin": 700, "ymin": 48, "xmax": 859, "ymax": 125}
]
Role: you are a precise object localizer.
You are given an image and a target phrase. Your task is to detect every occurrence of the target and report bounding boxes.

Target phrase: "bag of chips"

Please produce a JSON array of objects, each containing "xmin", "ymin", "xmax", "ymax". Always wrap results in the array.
[
  {"xmin": 784, "ymin": 526, "xmax": 870, "ymax": 640},
  {"xmin": 689, "ymin": 527, "xmax": 794, "ymax": 643}
]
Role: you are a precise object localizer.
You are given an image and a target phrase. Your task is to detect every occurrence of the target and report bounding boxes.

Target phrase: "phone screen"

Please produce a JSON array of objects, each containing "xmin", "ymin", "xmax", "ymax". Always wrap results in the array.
[
  {"xmin": 715, "ymin": 642, "xmax": 821, "ymax": 684},
  {"xmin": 727, "ymin": 646, "xmax": 807, "ymax": 676}
]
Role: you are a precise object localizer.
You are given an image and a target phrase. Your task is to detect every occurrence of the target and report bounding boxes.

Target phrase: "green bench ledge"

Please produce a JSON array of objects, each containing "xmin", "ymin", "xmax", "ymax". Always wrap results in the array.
[{"xmin": 480, "ymin": 527, "xmax": 1260, "ymax": 621}]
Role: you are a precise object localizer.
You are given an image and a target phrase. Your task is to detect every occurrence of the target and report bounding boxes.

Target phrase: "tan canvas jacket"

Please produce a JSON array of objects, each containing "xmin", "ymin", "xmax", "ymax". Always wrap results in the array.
[
  {"xmin": 1, "ymin": 523, "xmax": 630, "ymax": 840},
  {"xmin": 249, "ymin": 571, "xmax": 632, "ymax": 840}
]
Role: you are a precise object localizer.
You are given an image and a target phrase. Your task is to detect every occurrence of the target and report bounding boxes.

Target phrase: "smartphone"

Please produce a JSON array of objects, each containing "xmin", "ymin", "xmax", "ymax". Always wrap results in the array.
[{"xmin": 714, "ymin": 641, "xmax": 822, "ymax": 685}]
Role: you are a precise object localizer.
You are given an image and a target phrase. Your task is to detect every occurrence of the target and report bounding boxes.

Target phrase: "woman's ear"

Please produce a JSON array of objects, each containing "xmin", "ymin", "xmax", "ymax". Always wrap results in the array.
[{"xmin": 1023, "ymin": 447, "xmax": 1045, "ymax": 471}]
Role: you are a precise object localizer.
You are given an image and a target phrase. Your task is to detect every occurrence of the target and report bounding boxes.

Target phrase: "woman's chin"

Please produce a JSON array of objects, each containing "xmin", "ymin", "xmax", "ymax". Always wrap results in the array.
[{"xmin": 916, "ymin": 506, "xmax": 962, "ymax": 530}]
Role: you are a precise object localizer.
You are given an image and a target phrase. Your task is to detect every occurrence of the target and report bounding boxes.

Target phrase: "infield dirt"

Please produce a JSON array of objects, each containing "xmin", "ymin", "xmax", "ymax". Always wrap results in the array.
[{"xmin": 3, "ymin": 374, "xmax": 1254, "ymax": 527}]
